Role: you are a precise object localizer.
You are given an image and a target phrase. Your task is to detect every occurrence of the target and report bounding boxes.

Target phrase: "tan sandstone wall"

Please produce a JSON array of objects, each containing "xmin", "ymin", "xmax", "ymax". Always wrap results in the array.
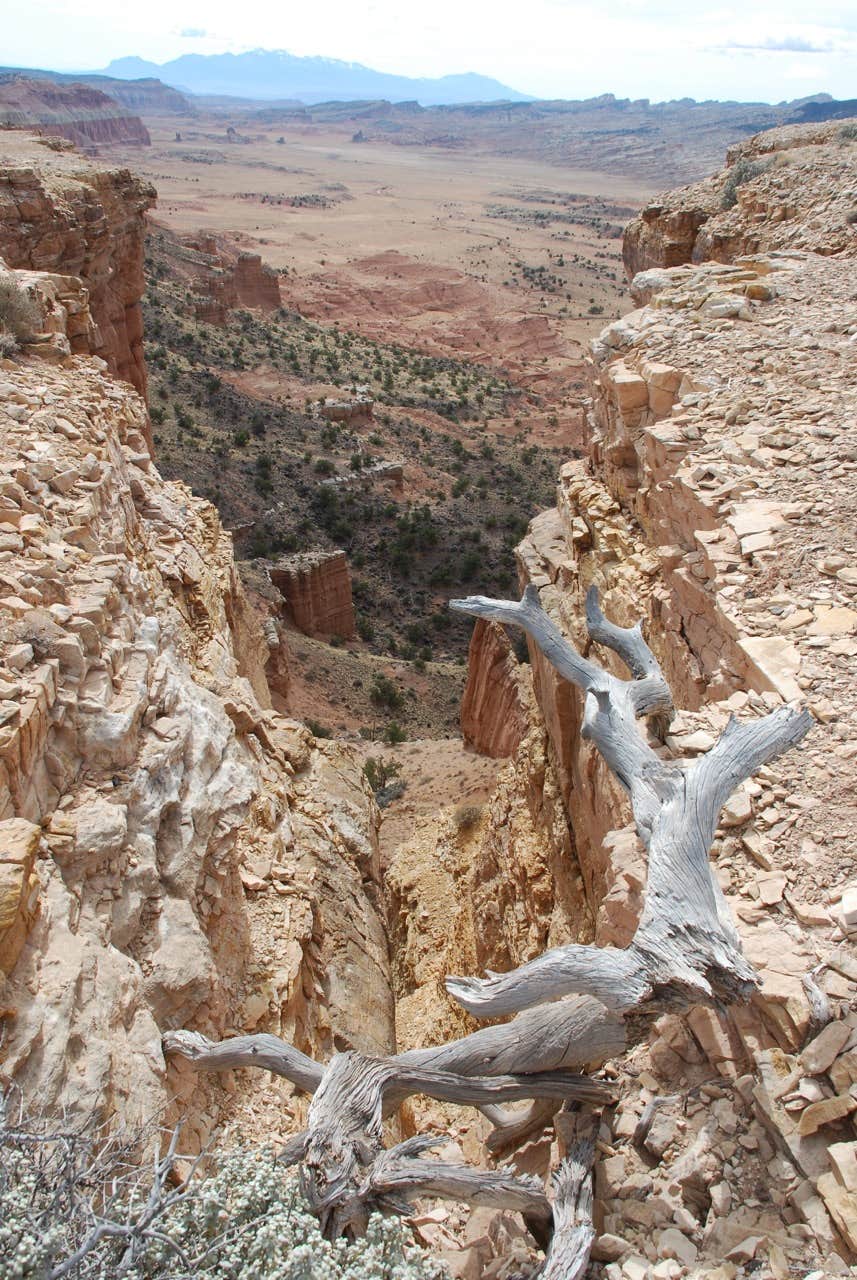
[
  {"xmin": 0, "ymin": 332, "xmax": 393, "ymax": 1142},
  {"xmin": 453, "ymin": 123, "xmax": 857, "ymax": 1266},
  {"xmin": 270, "ymin": 550, "xmax": 357, "ymax": 640},
  {"xmin": 0, "ymin": 133, "xmax": 154, "ymax": 403}
]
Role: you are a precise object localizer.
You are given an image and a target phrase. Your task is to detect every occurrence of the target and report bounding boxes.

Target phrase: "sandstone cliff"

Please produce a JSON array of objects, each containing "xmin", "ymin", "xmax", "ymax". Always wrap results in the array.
[
  {"xmin": 459, "ymin": 620, "xmax": 530, "ymax": 758},
  {"xmin": 0, "ymin": 299, "xmax": 393, "ymax": 1143},
  {"xmin": 449, "ymin": 123, "xmax": 857, "ymax": 1269},
  {"xmin": 0, "ymin": 133, "xmax": 154, "ymax": 402},
  {"xmin": 0, "ymin": 76, "xmax": 151, "ymax": 151},
  {"xmin": 270, "ymin": 550, "xmax": 356, "ymax": 640},
  {"xmin": 152, "ymin": 228, "xmax": 281, "ymax": 323}
]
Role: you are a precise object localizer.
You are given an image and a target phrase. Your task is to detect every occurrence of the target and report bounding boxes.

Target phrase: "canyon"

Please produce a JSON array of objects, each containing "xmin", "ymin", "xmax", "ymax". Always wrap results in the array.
[{"xmin": 0, "ymin": 114, "xmax": 855, "ymax": 1280}]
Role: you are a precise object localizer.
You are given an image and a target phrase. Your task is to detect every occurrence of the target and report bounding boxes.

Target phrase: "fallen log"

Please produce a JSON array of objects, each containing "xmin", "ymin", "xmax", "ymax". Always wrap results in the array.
[{"xmin": 164, "ymin": 585, "xmax": 812, "ymax": 1272}]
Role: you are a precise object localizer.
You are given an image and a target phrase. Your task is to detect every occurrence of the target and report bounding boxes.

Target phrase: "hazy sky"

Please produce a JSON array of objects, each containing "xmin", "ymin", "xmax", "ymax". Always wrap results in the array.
[{"xmin": 4, "ymin": 0, "xmax": 857, "ymax": 102}]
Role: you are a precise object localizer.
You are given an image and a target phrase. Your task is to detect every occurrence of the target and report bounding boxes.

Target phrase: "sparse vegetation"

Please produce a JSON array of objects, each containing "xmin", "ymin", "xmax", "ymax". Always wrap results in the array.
[
  {"xmin": 0, "ymin": 276, "xmax": 40, "ymax": 353},
  {"xmin": 453, "ymin": 803, "xmax": 482, "ymax": 832},
  {"xmin": 721, "ymin": 158, "xmax": 770, "ymax": 210},
  {"xmin": 0, "ymin": 1096, "xmax": 443, "ymax": 1279},
  {"xmin": 142, "ymin": 232, "xmax": 558, "ymax": 660}
]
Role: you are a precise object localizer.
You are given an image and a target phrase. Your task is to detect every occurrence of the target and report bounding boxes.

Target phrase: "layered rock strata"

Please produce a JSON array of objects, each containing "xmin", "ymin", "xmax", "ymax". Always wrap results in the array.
[
  {"xmin": 459, "ymin": 619, "xmax": 530, "ymax": 758},
  {"xmin": 155, "ymin": 231, "xmax": 281, "ymax": 323},
  {"xmin": 0, "ymin": 330, "xmax": 392, "ymax": 1141},
  {"xmin": 0, "ymin": 76, "xmax": 151, "ymax": 150},
  {"xmin": 0, "ymin": 133, "xmax": 154, "ymax": 400},
  {"xmin": 453, "ymin": 124, "xmax": 857, "ymax": 1270},
  {"xmin": 270, "ymin": 550, "xmax": 356, "ymax": 640}
]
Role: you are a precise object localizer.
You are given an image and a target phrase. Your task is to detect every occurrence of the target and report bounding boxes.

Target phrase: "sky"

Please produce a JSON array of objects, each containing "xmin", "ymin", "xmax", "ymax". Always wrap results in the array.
[{"xmin": 3, "ymin": 0, "xmax": 857, "ymax": 103}]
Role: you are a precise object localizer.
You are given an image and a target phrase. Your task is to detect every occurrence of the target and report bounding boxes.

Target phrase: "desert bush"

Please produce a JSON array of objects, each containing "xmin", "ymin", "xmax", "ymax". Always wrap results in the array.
[
  {"xmin": 720, "ymin": 158, "xmax": 769, "ymax": 209},
  {"xmin": 0, "ymin": 277, "xmax": 40, "ymax": 350},
  {"xmin": 838, "ymin": 122, "xmax": 857, "ymax": 142},
  {"xmin": 306, "ymin": 718, "xmax": 332, "ymax": 739},
  {"xmin": 453, "ymin": 804, "xmax": 482, "ymax": 833},
  {"xmin": 370, "ymin": 674, "xmax": 403, "ymax": 712},
  {"xmin": 363, "ymin": 755, "xmax": 401, "ymax": 791},
  {"xmin": 0, "ymin": 1096, "xmax": 444, "ymax": 1279}
]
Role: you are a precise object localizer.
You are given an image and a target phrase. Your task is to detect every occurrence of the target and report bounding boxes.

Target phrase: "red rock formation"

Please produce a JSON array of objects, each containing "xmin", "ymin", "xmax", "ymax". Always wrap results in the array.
[
  {"xmin": 151, "ymin": 230, "xmax": 281, "ymax": 323},
  {"xmin": 0, "ymin": 133, "xmax": 154, "ymax": 406},
  {"xmin": 0, "ymin": 76, "xmax": 150, "ymax": 149},
  {"xmin": 460, "ymin": 620, "xmax": 530, "ymax": 758},
  {"xmin": 270, "ymin": 551, "xmax": 356, "ymax": 639},
  {"xmin": 231, "ymin": 250, "xmax": 281, "ymax": 310}
]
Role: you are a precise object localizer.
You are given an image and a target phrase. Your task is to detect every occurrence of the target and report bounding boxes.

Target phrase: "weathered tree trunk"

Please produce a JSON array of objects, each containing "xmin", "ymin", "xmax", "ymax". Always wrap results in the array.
[{"xmin": 164, "ymin": 586, "xmax": 813, "ymax": 1273}]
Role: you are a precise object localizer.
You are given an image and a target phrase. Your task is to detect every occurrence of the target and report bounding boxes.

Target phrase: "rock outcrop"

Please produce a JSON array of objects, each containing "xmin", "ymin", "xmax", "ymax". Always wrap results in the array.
[
  {"xmin": 624, "ymin": 119, "xmax": 857, "ymax": 277},
  {"xmin": 459, "ymin": 620, "xmax": 530, "ymax": 758},
  {"xmin": 153, "ymin": 230, "xmax": 281, "ymax": 323},
  {"xmin": 0, "ymin": 76, "xmax": 151, "ymax": 150},
  {"xmin": 270, "ymin": 550, "xmax": 356, "ymax": 640},
  {"xmin": 318, "ymin": 390, "xmax": 374, "ymax": 424},
  {"xmin": 0, "ymin": 133, "xmax": 154, "ymax": 401},
  {"xmin": 457, "ymin": 123, "xmax": 857, "ymax": 1270},
  {"xmin": 0, "ymin": 295, "xmax": 392, "ymax": 1140}
]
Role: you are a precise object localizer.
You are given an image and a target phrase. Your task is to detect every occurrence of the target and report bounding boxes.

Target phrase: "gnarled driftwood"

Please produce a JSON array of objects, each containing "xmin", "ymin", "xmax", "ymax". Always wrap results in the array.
[{"xmin": 164, "ymin": 585, "xmax": 812, "ymax": 1273}]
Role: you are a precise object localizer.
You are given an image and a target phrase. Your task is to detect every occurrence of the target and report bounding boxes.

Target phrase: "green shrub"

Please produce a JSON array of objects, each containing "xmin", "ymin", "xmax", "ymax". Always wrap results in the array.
[
  {"xmin": 306, "ymin": 718, "xmax": 332, "ymax": 739},
  {"xmin": 370, "ymin": 674, "xmax": 403, "ymax": 711},
  {"xmin": 720, "ymin": 158, "xmax": 769, "ymax": 209},
  {"xmin": 363, "ymin": 756, "xmax": 401, "ymax": 792},
  {"xmin": 0, "ymin": 277, "xmax": 40, "ymax": 351},
  {"xmin": 0, "ymin": 1106, "xmax": 444, "ymax": 1279}
]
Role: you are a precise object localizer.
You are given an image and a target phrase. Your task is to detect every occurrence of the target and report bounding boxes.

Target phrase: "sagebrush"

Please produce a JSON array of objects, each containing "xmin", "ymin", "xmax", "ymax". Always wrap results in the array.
[
  {"xmin": 0, "ymin": 277, "xmax": 40, "ymax": 351},
  {"xmin": 720, "ymin": 157, "xmax": 769, "ymax": 209},
  {"xmin": 0, "ymin": 1096, "xmax": 446, "ymax": 1280}
]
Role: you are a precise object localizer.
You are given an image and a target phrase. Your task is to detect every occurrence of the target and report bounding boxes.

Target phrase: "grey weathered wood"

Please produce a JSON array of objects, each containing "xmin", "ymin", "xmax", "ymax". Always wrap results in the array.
[
  {"xmin": 163, "ymin": 584, "xmax": 814, "ymax": 1262},
  {"xmin": 481, "ymin": 1098, "xmax": 559, "ymax": 1154},
  {"xmin": 163, "ymin": 1034, "xmax": 616, "ymax": 1238},
  {"xmin": 164, "ymin": 998, "xmax": 625, "ymax": 1103},
  {"xmin": 366, "ymin": 1137, "xmax": 553, "ymax": 1220},
  {"xmin": 161, "ymin": 1030, "xmax": 323, "ymax": 1093},
  {"xmin": 447, "ymin": 584, "xmax": 812, "ymax": 1021},
  {"xmin": 540, "ymin": 1135, "xmax": 597, "ymax": 1280}
]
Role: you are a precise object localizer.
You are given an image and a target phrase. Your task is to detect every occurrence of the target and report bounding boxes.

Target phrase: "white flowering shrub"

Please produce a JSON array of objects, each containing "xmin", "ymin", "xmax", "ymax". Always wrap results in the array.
[{"xmin": 0, "ymin": 1099, "xmax": 447, "ymax": 1280}]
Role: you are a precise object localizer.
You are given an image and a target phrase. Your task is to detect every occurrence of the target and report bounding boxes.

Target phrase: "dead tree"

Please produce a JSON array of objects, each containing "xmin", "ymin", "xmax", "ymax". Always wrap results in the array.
[{"xmin": 164, "ymin": 586, "xmax": 812, "ymax": 1273}]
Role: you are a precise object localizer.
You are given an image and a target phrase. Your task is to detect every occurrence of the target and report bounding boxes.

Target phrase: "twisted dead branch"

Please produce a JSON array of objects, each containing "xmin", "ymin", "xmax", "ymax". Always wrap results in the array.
[
  {"xmin": 164, "ymin": 584, "xmax": 812, "ymax": 1273},
  {"xmin": 446, "ymin": 586, "xmax": 811, "ymax": 1020}
]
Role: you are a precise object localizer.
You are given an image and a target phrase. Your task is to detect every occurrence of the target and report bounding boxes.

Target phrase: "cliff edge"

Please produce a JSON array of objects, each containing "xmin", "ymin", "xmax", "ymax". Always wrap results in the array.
[
  {"xmin": 0, "ymin": 132, "xmax": 154, "ymax": 403},
  {"xmin": 452, "ymin": 121, "xmax": 857, "ymax": 1269}
]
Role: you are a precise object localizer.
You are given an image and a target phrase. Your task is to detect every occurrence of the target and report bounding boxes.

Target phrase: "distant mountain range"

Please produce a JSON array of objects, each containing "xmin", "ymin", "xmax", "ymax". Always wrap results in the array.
[{"xmin": 99, "ymin": 50, "xmax": 528, "ymax": 106}]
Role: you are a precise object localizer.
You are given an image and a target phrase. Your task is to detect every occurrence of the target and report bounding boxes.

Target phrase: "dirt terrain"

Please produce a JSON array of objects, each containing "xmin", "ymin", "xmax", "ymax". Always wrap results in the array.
[
  {"xmin": 120, "ymin": 114, "xmax": 648, "ymax": 354},
  {"xmin": 126, "ymin": 114, "xmax": 646, "ymax": 729}
]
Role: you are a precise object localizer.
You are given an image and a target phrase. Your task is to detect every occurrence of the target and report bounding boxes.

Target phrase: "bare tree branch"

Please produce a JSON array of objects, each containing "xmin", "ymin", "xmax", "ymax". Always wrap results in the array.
[{"xmin": 446, "ymin": 584, "xmax": 812, "ymax": 1020}]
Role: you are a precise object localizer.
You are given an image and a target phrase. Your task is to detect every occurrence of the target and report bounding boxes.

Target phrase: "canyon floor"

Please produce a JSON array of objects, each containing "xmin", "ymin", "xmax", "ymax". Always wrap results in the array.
[{"xmin": 120, "ymin": 113, "xmax": 650, "ymax": 732}]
